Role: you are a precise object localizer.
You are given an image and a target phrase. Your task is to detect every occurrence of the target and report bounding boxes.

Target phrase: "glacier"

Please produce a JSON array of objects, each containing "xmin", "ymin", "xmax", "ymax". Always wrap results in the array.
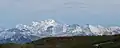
[{"xmin": 0, "ymin": 19, "xmax": 120, "ymax": 43}]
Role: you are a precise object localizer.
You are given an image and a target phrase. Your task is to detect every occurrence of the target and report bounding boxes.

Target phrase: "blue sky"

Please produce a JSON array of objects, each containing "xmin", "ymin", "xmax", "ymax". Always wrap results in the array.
[{"xmin": 0, "ymin": 0, "xmax": 120, "ymax": 28}]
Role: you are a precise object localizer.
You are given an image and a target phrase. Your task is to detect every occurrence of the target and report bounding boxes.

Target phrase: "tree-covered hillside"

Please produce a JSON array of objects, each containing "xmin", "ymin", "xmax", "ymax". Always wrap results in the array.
[{"xmin": 0, "ymin": 35, "xmax": 120, "ymax": 48}]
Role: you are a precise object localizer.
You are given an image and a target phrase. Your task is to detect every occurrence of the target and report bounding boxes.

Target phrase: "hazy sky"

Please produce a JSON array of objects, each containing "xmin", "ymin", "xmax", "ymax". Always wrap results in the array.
[{"xmin": 0, "ymin": 0, "xmax": 120, "ymax": 28}]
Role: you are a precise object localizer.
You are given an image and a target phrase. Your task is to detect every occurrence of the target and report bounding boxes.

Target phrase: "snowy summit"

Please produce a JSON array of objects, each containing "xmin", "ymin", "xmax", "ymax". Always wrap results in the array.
[{"xmin": 0, "ymin": 19, "xmax": 120, "ymax": 43}]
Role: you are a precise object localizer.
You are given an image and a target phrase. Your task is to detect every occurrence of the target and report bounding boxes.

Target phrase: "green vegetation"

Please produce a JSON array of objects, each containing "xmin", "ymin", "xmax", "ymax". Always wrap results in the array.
[
  {"xmin": 0, "ymin": 43, "xmax": 34, "ymax": 48},
  {"xmin": 0, "ymin": 35, "xmax": 120, "ymax": 48}
]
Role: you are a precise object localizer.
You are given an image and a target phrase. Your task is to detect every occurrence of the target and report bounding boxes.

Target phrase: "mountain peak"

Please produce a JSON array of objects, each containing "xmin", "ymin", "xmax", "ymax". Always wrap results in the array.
[
  {"xmin": 40, "ymin": 19, "xmax": 56, "ymax": 23},
  {"xmin": 0, "ymin": 19, "xmax": 120, "ymax": 43}
]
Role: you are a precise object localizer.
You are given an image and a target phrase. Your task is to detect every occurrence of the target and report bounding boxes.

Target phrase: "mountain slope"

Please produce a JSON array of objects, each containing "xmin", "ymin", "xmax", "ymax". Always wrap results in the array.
[{"xmin": 0, "ymin": 19, "xmax": 120, "ymax": 43}]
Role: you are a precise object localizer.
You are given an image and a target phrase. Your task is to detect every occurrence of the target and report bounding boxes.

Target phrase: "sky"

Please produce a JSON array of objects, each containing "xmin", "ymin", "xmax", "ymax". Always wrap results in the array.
[{"xmin": 0, "ymin": 0, "xmax": 120, "ymax": 28}]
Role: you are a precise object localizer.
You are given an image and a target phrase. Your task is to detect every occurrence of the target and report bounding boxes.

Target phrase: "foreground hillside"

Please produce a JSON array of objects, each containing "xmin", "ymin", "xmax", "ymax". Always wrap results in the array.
[
  {"xmin": 31, "ymin": 35, "xmax": 120, "ymax": 48},
  {"xmin": 0, "ymin": 35, "xmax": 120, "ymax": 48}
]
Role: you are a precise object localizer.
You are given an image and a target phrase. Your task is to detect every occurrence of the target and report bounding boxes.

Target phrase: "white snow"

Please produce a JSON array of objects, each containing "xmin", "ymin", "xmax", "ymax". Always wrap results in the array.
[{"xmin": 0, "ymin": 19, "xmax": 120, "ymax": 43}]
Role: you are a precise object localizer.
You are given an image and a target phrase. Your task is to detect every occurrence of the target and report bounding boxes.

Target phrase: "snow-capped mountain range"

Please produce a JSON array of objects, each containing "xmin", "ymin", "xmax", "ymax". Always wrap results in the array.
[{"xmin": 0, "ymin": 19, "xmax": 120, "ymax": 43}]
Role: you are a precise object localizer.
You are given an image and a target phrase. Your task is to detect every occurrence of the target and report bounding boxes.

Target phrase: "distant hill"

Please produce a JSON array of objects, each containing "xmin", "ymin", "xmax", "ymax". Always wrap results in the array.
[{"xmin": 0, "ymin": 35, "xmax": 120, "ymax": 48}]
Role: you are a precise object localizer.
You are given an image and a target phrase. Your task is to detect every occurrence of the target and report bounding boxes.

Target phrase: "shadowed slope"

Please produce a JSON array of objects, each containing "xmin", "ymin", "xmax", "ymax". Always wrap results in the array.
[{"xmin": 0, "ymin": 35, "xmax": 120, "ymax": 48}]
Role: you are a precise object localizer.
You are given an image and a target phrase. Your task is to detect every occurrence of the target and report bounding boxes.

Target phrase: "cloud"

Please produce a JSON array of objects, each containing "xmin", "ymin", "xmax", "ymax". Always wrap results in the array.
[{"xmin": 0, "ymin": 0, "xmax": 120, "ymax": 13}]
